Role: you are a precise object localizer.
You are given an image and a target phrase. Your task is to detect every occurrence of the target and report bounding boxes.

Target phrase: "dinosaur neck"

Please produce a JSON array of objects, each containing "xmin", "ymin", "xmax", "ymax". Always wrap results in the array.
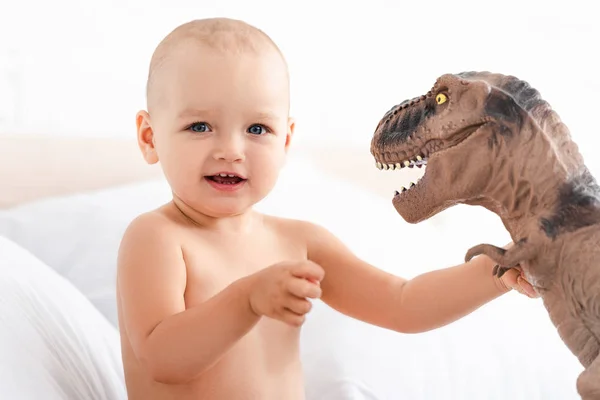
[{"xmin": 476, "ymin": 120, "xmax": 574, "ymax": 241}]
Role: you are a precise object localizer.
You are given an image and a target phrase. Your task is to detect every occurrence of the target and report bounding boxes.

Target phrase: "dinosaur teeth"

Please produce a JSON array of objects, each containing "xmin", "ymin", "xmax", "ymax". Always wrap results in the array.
[
  {"xmin": 374, "ymin": 156, "xmax": 427, "ymax": 170},
  {"xmin": 394, "ymin": 163, "xmax": 427, "ymax": 195}
]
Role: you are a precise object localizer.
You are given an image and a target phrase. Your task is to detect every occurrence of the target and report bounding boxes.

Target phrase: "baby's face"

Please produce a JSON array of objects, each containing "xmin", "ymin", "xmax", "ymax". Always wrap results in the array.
[{"xmin": 145, "ymin": 43, "xmax": 293, "ymax": 217}]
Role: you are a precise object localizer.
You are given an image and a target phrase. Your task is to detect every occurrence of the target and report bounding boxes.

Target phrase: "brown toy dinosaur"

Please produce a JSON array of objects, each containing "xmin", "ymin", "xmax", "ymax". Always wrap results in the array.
[{"xmin": 370, "ymin": 71, "xmax": 600, "ymax": 399}]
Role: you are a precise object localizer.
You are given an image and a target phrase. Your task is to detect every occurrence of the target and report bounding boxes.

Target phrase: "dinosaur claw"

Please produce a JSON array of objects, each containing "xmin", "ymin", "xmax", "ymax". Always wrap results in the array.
[
  {"xmin": 465, "ymin": 243, "xmax": 508, "ymax": 264},
  {"xmin": 464, "ymin": 246, "xmax": 483, "ymax": 262},
  {"xmin": 496, "ymin": 266, "xmax": 510, "ymax": 278},
  {"xmin": 493, "ymin": 263, "xmax": 515, "ymax": 278}
]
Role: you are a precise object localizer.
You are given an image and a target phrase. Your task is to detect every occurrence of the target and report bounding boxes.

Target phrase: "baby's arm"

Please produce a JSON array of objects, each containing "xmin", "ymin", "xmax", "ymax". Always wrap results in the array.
[
  {"xmin": 302, "ymin": 222, "xmax": 533, "ymax": 334},
  {"xmin": 117, "ymin": 214, "xmax": 260, "ymax": 384}
]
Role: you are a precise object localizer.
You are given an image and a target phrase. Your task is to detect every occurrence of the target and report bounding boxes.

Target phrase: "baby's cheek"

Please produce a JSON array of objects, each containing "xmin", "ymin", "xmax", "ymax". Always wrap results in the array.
[
  {"xmin": 259, "ymin": 157, "xmax": 284, "ymax": 182},
  {"xmin": 249, "ymin": 147, "xmax": 287, "ymax": 189}
]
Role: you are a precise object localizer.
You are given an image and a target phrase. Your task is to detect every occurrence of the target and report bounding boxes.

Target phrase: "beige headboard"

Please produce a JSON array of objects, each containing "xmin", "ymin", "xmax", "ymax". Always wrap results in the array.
[
  {"xmin": 0, "ymin": 135, "xmax": 162, "ymax": 209},
  {"xmin": 0, "ymin": 134, "xmax": 401, "ymax": 209}
]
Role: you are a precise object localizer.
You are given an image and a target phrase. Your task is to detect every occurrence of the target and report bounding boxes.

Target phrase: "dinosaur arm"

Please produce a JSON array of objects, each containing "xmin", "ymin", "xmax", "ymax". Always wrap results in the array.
[
  {"xmin": 303, "ymin": 221, "xmax": 509, "ymax": 334},
  {"xmin": 464, "ymin": 240, "xmax": 537, "ymax": 279}
]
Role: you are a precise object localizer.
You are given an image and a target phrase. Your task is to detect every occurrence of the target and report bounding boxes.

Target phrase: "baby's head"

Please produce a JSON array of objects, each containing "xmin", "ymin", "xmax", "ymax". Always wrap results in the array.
[{"xmin": 137, "ymin": 18, "xmax": 294, "ymax": 218}]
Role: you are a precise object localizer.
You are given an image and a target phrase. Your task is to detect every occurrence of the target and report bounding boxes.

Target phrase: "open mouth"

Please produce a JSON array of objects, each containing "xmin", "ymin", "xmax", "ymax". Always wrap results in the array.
[
  {"xmin": 206, "ymin": 174, "xmax": 246, "ymax": 186},
  {"xmin": 373, "ymin": 121, "xmax": 487, "ymax": 197},
  {"xmin": 374, "ymin": 154, "xmax": 428, "ymax": 196}
]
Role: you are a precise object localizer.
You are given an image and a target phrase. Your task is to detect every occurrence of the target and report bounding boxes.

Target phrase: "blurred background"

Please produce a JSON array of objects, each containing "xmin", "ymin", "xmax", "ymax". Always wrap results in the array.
[{"xmin": 0, "ymin": 0, "xmax": 597, "ymax": 149}]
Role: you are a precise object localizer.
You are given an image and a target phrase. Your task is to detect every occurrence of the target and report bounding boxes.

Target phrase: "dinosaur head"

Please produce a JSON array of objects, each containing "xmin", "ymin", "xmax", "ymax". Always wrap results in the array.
[{"xmin": 370, "ymin": 71, "xmax": 571, "ymax": 223}]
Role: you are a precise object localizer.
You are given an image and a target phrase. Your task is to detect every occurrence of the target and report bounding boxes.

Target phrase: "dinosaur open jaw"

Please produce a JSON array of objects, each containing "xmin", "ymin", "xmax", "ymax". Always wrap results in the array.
[
  {"xmin": 372, "ymin": 154, "xmax": 429, "ymax": 195},
  {"xmin": 372, "ymin": 120, "xmax": 489, "ymax": 205}
]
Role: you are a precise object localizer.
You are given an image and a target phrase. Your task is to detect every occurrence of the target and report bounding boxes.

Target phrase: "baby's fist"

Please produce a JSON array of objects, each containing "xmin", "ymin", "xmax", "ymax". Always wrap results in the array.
[{"xmin": 247, "ymin": 260, "xmax": 324, "ymax": 326}]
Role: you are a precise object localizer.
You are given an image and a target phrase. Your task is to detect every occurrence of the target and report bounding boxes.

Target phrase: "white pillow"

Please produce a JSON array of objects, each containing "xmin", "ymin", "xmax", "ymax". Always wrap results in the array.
[
  {"xmin": 0, "ymin": 236, "xmax": 126, "ymax": 400},
  {"xmin": 0, "ymin": 179, "xmax": 173, "ymax": 327}
]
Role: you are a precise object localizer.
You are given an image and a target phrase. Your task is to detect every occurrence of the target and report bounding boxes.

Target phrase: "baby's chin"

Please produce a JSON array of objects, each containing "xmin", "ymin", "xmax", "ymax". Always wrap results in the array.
[
  {"xmin": 170, "ymin": 191, "xmax": 252, "ymax": 222},
  {"xmin": 195, "ymin": 198, "xmax": 256, "ymax": 219}
]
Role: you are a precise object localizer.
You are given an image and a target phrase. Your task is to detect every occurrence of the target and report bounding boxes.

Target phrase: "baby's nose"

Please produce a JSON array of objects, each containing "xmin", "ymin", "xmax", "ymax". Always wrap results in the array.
[{"xmin": 213, "ymin": 135, "xmax": 245, "ymax": 162}]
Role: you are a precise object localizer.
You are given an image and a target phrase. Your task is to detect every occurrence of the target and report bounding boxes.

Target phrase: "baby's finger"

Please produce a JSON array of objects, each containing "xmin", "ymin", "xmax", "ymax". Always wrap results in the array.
[
  {"xmin": 500, "ymin": 267, "xmax": 519, "ymax": 288},
  {"xmin": 517, "ymin": 275, "xmax": 539, "ymax": 298},
  {"xmin": 279, "ymin": 309, "xmax": 306, "ymax": 327},
  {"xmin": 290, "ymin": 261, "xmax": 325, "ymax": 283},
  {"xmin": 285, "ymin": 296, "xmax": 312, "ymax": 315},
  {"xmin": 287, "ymin": 277, "xmax": 322, "ymax": 299},
  {"xmin": 306, "ymin": 277, "xmax": 320, "ymax": 286}
]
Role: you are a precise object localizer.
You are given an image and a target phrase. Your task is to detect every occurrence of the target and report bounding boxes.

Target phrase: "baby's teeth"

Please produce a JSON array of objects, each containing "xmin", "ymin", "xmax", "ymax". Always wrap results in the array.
[
  {"xmin": 227, "ymin": 174, "xmax": 235, "ymax": 177},
  {"xmin": 219, "ymin": 173, "xmax": 227, "ymax": 177}
]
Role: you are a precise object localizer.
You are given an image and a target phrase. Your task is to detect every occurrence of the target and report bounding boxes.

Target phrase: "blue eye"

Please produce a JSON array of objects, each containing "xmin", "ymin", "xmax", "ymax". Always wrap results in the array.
[
  {"xmin": 189, "ymin": 122, "xmax": 209, "ymax": 133},
  {"xmin": 248, "ymin": 124, "xmax": 267, "ymax": 135}
]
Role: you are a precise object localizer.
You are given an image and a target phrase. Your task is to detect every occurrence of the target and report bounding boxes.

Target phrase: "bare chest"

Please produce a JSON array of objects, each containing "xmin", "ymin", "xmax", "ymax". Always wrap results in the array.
[
  {"xmin": 181, "ymin": 230, "xmax": 305, "ymax": 300},
  {"xmin": 179, "ymin": 229, "xmax": 306, "ymax": 354}
]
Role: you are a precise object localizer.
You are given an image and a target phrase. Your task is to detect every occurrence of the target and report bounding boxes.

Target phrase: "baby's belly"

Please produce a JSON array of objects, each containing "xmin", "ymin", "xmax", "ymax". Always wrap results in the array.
[{"xmin": 123, "ymin": 320, "xmax": 304, "ymax": 400}]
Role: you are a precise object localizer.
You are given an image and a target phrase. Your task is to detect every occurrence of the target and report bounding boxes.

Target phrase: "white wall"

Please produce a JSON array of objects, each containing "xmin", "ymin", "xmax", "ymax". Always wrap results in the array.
[{"xmin": 0, "ymin": 0, "xmax": 598, "ymax": 164}]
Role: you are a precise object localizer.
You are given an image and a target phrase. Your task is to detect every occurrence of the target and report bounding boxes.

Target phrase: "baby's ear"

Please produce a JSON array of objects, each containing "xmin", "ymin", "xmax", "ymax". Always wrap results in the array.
[
  {"xmin": 136, "ymin": 110, "xmax": 159, "ymax": 164},
  {"xmin": 284, "ymin": 117, "xmax": 295, "ymax": 153}
]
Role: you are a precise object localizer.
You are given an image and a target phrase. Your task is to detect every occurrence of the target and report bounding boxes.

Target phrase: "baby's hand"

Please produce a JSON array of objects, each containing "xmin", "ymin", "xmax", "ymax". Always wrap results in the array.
[
  {"xmin": 247, "ymin": 260, "xmax": 324, "ymax": 326},
  {"xmin": 496, "ymin": 241, "xmax": 539, "ymax": 298},
  {"xmin": 499, "ymin": 266, "xmax": 539, "ymax": 298}
]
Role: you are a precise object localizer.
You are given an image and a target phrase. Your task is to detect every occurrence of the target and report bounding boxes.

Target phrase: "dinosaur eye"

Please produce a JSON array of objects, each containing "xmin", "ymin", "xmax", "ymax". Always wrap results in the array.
[{"xmin": 436, "ymin": 93, "xmax": 448, "ymax": 105}]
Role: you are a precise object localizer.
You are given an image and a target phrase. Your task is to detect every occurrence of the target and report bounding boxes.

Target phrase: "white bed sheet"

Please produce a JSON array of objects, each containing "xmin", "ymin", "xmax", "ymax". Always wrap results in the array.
[{"xmin": 0, "ymin": 154, "xmax": 583, "ymax": 399}]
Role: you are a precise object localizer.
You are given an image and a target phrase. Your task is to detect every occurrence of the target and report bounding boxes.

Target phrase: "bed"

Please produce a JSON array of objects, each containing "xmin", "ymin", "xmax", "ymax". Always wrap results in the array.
[{"xmin": 0, "ymin": 134, "xmax": 582, "ymax": 399}]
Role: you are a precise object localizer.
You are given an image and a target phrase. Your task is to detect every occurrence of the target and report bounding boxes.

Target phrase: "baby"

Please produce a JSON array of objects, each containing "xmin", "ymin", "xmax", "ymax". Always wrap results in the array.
[{"xmin": 116, "ymin": 17, "xmax": 537, "ymax": 400}]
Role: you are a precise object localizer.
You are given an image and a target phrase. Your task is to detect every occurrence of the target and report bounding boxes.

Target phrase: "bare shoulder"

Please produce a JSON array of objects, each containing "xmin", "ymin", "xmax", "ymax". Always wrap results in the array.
[
  {"xmin": 260, "ymin": 214, "xmax": 341, "ymax": 254},
  {"xmin": 259, "ymin": 214, "xmax": 305, "ymax": 237},
  {"xmin": 260, "ymin": 213, "xmax": 320, "ymax": 232},
  {"xmin": 116, "ymin": 202, "xmax": 194, "ymax": 304},
  {"xmin": 118, "ymin": 202, "xmax": 190, "ymax": 256},
  {"xmin": 117, "ymin": 203, "xmax": 187, "ymax": 287},
  {"xmin": 122, "ymin": 202, "xmax": 180, "ymax": 235}
]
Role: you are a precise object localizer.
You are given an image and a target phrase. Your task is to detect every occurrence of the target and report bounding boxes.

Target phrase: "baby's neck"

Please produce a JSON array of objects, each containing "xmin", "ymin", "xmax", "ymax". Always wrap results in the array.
[{"xmin": 171, "ymin": 197, "xmax": 260, "ymax": 234}]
